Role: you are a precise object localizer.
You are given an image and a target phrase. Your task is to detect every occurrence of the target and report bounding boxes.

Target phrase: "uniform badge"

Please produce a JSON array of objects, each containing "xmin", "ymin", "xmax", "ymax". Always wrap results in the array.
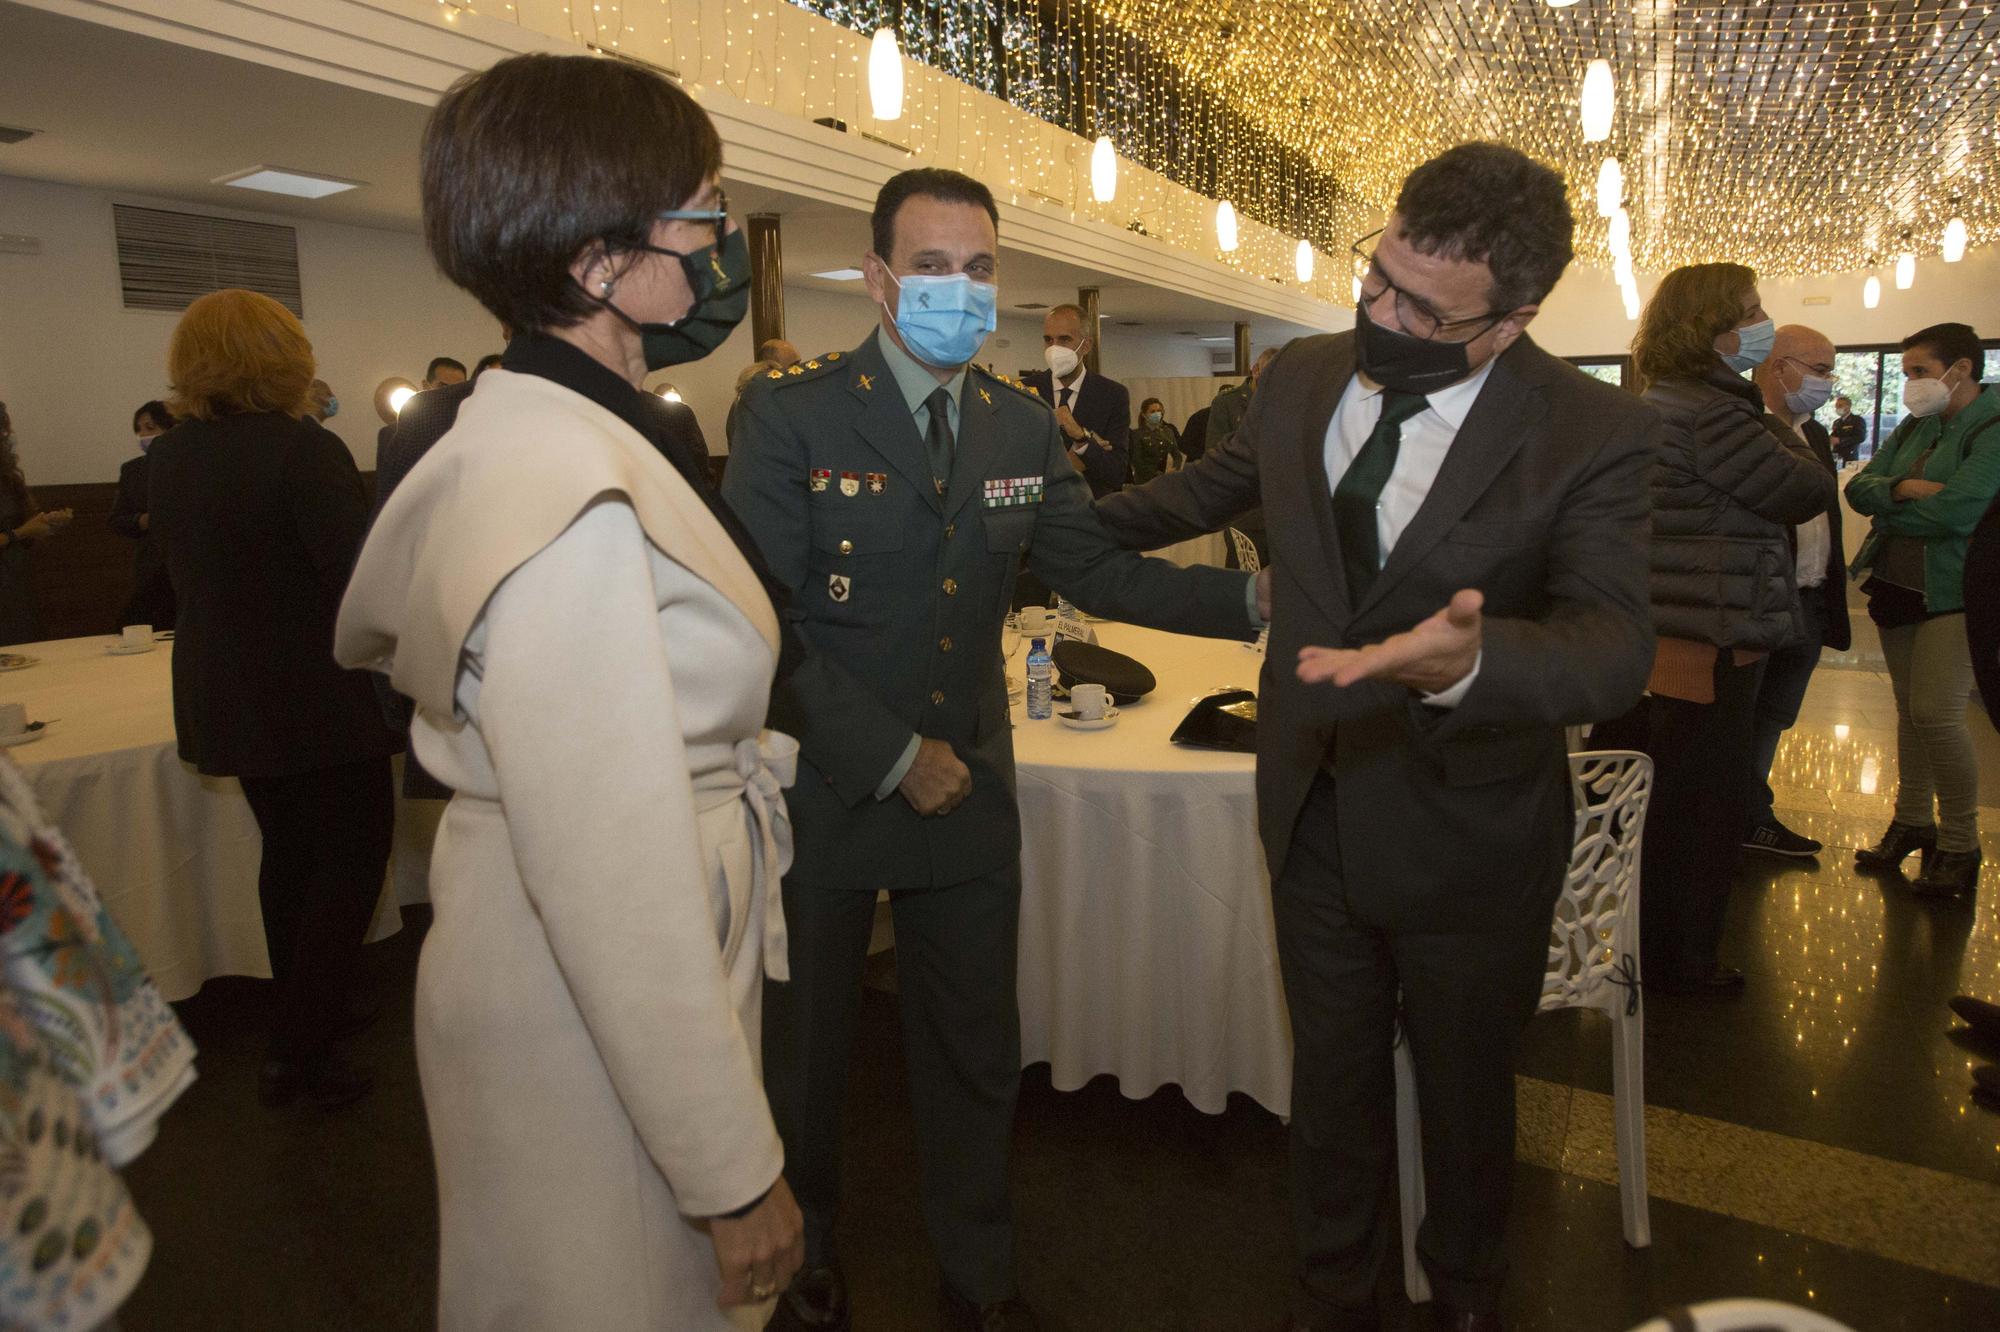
[
  {"xmin": 978, "ymin": 387, "xmax": 993, "ymax": 405},
  {"xmin": 828, "ymin": 573, "xmax": 851, "ymax": 603},
  {"xmin": 857, "ymin": 373, "xmax": 875, "ymax": 392},
  {"xmin": 810, "ymin": 469, "xmax": 831, "ymax": 493},
  {"xmin": 840, "ymin": 471, "xmax": 861, "ymax": 497},
  {"xmin": 866, "ymin": 472, "xmax": 887, "ymax": 495},
  {"xmin": 982, "ymin": 475, "xmax": 1048, "ymax": 509}
]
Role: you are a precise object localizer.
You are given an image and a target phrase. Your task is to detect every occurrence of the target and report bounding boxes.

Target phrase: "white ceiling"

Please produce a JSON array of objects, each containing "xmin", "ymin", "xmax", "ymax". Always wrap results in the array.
[{"xmin": 0, "ymin": 0, "xmax": 1320, "ymax": 348}]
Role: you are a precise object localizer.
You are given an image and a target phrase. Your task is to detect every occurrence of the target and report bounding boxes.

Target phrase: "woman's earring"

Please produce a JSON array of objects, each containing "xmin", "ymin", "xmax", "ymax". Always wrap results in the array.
[{"xmin": 599, "ymin": 279, "xmax": 615, "ymax": 296}]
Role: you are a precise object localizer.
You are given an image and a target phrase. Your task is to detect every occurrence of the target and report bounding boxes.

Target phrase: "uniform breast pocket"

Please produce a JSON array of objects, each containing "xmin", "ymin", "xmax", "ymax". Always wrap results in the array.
[
  {"xmin": 809, "ymin": 500, "xmax": 907, "ymax": 557},
  {"xmin": 982, "ymin": 509, "xmax": 1035, "ymax": 555}
]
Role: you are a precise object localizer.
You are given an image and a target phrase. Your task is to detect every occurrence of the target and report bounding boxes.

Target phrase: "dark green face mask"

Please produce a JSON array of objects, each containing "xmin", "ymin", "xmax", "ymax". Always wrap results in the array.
[{"xmin": 598, "ymin": 227, "xmax": 751, "ymax": 370}]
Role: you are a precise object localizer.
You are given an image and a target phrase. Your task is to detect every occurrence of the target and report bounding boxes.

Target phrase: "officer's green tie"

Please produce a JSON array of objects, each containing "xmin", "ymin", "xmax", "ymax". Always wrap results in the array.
[
  {"xmin": 1334, "ymin": 389, "xmax": 1427, "ymax": 600},
  {"xmin": 924, "ymin": 386, "xmax": 955, "ymax": 491}
]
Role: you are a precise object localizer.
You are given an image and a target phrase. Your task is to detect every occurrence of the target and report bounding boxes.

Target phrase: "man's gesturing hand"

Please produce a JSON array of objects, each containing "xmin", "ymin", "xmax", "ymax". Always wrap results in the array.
[
  {"xmin": 1296, "ymin": 589, "xmax": 1483, "ymax": 695},
  {"xmin": 899, "ymin": 737, "xmax": 974, "ymax": 816}
]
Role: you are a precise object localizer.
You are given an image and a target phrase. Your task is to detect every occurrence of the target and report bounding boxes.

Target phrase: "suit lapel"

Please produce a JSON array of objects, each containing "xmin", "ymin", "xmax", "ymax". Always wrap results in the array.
[
  {"xmin": 846, "ymin": 334, "xmax": 943, "ymax": 515},
  {"xmin": 1353, "ymin": 345, "xmax": 1542, "ymax": 621},
  {"xmin": 1291, "ymin": 338, "xmax": 1357, "ymax": 628},
  {"xmin": 945, "ymin": 375, "xmax": 1004, "ymax": 520}
]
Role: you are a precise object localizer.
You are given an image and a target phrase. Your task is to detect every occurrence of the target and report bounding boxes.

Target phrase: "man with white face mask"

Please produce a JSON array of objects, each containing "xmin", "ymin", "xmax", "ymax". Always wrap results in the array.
[
  {"xmin": 1743, "ymin": 325, "xmax": 1850, "ymax": 857},
  {"xmin": 1020, "ymin": 304, "xmax": 1130, "ymax": 497},
  {"xmin": 1848, "ymin": 322, "xmax": 2000, "ymax": 899}
]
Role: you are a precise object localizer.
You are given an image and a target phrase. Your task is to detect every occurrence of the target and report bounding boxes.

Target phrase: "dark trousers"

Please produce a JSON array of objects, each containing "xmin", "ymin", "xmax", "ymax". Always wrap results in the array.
[
  {"xmin": 763, "ymin": 865, "xmax": 1023, "ymax": 1304},
  {"xmin": 1275, "ymin": 775, "xmax": 1552, "ymax": 1324},
  {"xmin": 1749, "ymin": 595, "xmax": 1829, "ymax": 823},
  {"xmin": 238, "ymin": 756, "xmax": 394, "ymax": 1065},
  {"xmin": 1592, "ymin": 651, "xmax": 1765, "ymax": 982}
]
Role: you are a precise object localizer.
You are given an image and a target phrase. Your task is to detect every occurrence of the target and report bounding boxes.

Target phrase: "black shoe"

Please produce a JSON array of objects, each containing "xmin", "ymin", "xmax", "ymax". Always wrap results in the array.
[
  {"xmin": 1974, "ymin": 1064, "xmax": 2000, "ymax": 1096},
  {"xmin": 939, "ymin": 1286, "xmax": 1042, "ymax": 1332},
  {"xmin": 1855, "ymin": 822, "xmax": 1938, "ymax": 873},
  {"xmin": 257, "ymin": 1056, "xmax": 374, "ymax": 1110},
  {"xmin": 1910, "ymin": 847, "xmax": 1982, "ymax": 899},
  {"xmin": 1973, "ymin": 1085, "xmax": 2000, "ymax": 1115},
  {"xmin": 1743, "ymin": 819, "xmax": 1823, "ymax": 858},
  {"xmin": 1649, "ymin": 965, "xmax": 1746, "ymax": 997},
  {"xmin": 767, "ymin": 1265, "xmax": 850, "ymax": 1332},
  {"xmin": 1949, "ymin": 994, "xmax": 2000, "ymax": 1045}
]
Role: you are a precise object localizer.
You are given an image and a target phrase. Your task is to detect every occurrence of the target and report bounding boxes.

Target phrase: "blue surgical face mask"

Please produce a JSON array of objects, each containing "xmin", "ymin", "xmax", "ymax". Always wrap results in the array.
[
  {"xmin": 1145, "ymin": 411, "xmax": 1163, "ymax": 426},
  {"xmin": 883, "ymin": 270, "xmax": 997, "ymax": 369},
  {"xmin": 1722, "ymin": 318, "xmax": 1776, "ymax": 373},
  {"xmin": 323, "ymin": 396, "xmax": 340, "ymax": 419}
]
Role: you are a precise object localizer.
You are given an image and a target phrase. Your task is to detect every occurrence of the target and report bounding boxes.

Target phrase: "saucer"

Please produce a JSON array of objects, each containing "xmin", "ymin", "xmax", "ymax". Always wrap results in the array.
[
  {"xmin": 0, "ymin": 654, "xmax": 35, "ymax": 672},
  {"xmin": 0, "ymin": 723, "xmax": 46, "ymax": 748},
  {"xmin": 1056, "ymin": 707, "xmax": 1119, "ymax": 731},
  {"xmin": 105, "ymin": 641, "xmax": 155, "ymax": 656}
]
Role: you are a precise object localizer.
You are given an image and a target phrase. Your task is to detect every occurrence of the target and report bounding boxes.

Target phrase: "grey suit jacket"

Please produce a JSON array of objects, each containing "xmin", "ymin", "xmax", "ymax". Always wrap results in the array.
[
  {"xmin": 724, "ymin": 332, "xmax": 1255, "ymax": 892},
  {"xmin": 1095, "ymin": 332, "xmax": 1658, "ymax": 930}
]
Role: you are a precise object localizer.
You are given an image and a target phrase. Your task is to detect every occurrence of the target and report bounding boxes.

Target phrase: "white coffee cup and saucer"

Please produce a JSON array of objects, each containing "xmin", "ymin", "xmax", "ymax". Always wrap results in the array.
[
  {"xmin": 1057, "ymin": 682, "xmax": 1119, "ymax": 731},
  {"xmin": 0, "ymin": 702, "xmax": 46, "ymax": 747},
  {"xmin": 106, "ymin": 624, "xmax": 157, "ymax": 656}
]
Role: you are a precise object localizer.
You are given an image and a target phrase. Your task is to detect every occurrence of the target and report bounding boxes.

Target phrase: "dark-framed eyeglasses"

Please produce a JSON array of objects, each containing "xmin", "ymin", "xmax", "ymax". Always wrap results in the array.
[
  {"xmin": 660, "ymin": 189, "xmax": 732, "ymax": 250},
  {"xmin": 1777, "ymin": 354, "xmax": 1835, "ymax": 378},
  {"xmin": 1350, "ymin": 228, "xmax": 1508, "ymax": 343}
]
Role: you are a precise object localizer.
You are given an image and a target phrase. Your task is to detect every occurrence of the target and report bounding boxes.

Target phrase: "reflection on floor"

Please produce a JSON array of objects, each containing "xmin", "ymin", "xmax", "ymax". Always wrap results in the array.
[{"xmin": 117, "ymin": 587, "xmax": 2000, "ymax": 1331}]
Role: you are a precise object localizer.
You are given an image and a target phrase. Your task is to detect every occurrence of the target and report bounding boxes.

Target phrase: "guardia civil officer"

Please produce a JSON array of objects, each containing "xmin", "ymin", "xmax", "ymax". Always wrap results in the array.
[{"xmin": 725, "ymin": 167, "xmax": 1266, "ymax": 1332}]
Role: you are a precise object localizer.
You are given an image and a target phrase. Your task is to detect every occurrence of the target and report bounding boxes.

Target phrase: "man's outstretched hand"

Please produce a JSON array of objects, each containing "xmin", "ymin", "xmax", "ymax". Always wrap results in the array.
[{"xmin": 1296, "ymin": 589, "xmax": 1483, "ymax": 695}]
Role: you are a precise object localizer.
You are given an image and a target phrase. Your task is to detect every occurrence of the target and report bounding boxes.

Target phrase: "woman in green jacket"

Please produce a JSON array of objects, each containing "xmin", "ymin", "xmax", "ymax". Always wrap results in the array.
[
  {"xmin": 1847, "ymin": 321, "xmax": 2000, "ymax": 898},
  {"xmin": 1128, "ymin": 397, "xmax": 1183, "ymax": 486}
]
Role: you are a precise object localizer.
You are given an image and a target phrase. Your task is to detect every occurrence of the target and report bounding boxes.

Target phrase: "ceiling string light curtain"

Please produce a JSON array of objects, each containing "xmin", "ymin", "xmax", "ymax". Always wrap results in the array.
[{"xmin": 782, "ymin": 0, "xmax": 2000, "ymax": 279}]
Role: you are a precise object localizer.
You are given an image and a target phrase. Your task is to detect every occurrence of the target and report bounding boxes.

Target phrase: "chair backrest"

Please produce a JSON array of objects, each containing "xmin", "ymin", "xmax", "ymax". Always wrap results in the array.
[
  {"xmin": 1543, "ymin": 750, "xmax": 1653, "ymax": 1015},
  {"xmin": 1227, "ymin": 526, "xmax": 1261, "ymax": 573},
  {"xmin": 1625, "ymin": 1298, "xmax": 1858, "ymax": 1332}
]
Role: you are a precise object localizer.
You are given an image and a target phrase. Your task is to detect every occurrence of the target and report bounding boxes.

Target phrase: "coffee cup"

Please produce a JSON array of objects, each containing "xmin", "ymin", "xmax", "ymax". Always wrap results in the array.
[
  {"xmin": 1071, "ymin": 683, "xmax": 1108, "ymax": 720},
  {"xmin": 1018, "ymin": 606, "xmax": 1054, "ymax": 638},
  {"xmin": 0, "ymin": 703, "xmax": 25, "ymax": 738},
  {"xmin": 120, "ymin": 624, "xmax": 153, "ymax": 649}
]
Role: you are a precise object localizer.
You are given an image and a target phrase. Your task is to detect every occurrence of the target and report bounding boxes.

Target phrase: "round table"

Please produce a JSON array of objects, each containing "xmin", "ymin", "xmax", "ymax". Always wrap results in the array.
[
  {"xmin": 0, "ymin": 635, "xmax": 403, "ymax": 1001},
  {"xmin": 1009, "ymin": 622, "xmax": 1292, "ymax": 1116}
]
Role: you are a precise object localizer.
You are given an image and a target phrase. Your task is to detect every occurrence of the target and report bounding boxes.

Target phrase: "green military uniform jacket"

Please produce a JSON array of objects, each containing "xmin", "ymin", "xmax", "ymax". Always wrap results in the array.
[
  {"xmin": 1847, "ymin": 385, "xmax": 2000, "ymax": 613},
  {"xmin": 1203, "ymin": 382, "xmax": 1251, "ymax": 456},
  {"xmin": 724, "ymin": 329, "xmax": 1255, "ymax": 891},
  {"xmin": 1129, "ymin": 421, "xmax": 1183, "ymax": 486}
]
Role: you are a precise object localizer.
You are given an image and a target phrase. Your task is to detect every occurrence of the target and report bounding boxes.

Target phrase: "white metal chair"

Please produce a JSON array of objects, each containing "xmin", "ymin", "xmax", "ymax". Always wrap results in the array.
[
  {"xmin": 1397, "ymin": 750, "xmax": 1654, "ymax": 1304},
  {"xmin": 1624, "ymin": 1299, "xmax": 1858, "ymax": 1332},
  {"xmin": 1227, "ymin": 526, "xmax": 1261, "ymax": 573}
]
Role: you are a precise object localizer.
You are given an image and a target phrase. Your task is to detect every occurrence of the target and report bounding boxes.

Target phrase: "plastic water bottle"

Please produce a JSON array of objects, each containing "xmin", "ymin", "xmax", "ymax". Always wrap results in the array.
[
  {"xmin": 1055, "ymin": 594, "xmax": 1076, "ymax": 620},
  {"xmin": 1026, "ymin": 638, "xmax": 1053, "ymax": 720}
]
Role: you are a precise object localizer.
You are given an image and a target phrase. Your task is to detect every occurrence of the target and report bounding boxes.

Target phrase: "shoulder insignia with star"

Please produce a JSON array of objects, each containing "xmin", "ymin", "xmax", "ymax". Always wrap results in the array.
[
  {"xmin": 973, "ymin": 364, "xmax": 1050, "ymax": 408},
  {"xmin": 765, "ymin": 355, "xmax": 848, "ymax": 393}
]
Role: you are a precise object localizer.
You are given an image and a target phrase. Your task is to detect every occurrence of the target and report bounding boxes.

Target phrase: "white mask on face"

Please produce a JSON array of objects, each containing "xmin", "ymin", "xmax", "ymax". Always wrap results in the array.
[
  {"xmin": 1903, "ymin": 371, "xmax": 1956, "ymax": 419},
  {"xmin": 1784, "ymin": 372, "xmax": 1834, "ymax": 417},
  {"xmin": 1044, "ymin": 344, "xmax": 1080, "ymax": 378}
]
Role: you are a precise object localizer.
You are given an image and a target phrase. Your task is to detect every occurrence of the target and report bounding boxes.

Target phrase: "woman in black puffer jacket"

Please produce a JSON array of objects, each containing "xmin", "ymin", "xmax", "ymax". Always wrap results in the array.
[{"xmin": 1593, "ymin": 262, "xmax": 1835, "ymax": 996}]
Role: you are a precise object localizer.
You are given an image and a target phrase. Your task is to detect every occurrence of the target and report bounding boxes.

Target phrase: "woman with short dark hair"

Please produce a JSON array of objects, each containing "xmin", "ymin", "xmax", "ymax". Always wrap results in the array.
[
  {"xmin": 109, "ymin": 400, "xmax": 178, "ymax": 629},
  {"xmin": 335, "ymin": 52, "xmax": 801, "ymax": 1327},
  {"xmin": 0, "ymin": 403, "xmax": 74, "ymax": 646},
  {"xmin": 1596, "ymin": 262, "xmax": 1835, "ymax": 993},
  {"xmin": 1848, "ymin": 321, "xmax": 2000, "ymax": 898},
  {"xmin": 148, "ymin": 289, "xmax": 401, "ymax": 1108}
]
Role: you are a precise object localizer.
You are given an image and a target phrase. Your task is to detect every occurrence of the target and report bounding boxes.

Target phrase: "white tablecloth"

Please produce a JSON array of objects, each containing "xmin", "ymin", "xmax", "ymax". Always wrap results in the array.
[
  {"xmin": 1011, "ymin": 622, "xmax": 1292, "ymax": 1115},
  {"xmin": 1156, "ymin": 530, "xmax": 1230, "ymax": 569},
  {"xmin": 0, "ymin": 636, "xmax": 402, "ymax": 1001}
]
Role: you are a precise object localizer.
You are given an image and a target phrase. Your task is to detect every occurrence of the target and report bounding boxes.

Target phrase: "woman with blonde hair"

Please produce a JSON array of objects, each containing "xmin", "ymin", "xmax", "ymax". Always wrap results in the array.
[
  {"xmin": 148, "ymin": 287, "xmax": 400, "ymax": 1109},
  {"xmin": 334, "ymin": 52, "xmax": 802, "ymax": 1327},
  {"xmin": 1593, "ymin": 262, "xmax": 1835, "ymax": 993}
]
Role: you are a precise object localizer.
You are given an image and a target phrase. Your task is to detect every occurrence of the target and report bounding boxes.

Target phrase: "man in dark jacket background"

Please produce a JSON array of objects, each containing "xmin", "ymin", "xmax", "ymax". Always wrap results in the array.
[{"xmin": 1743, "ymin": 325, "xmax": 1851, "ymax": 857}]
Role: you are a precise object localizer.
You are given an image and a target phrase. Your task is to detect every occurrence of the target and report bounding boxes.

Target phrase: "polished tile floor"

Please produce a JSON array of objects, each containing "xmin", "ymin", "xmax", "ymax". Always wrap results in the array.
[{"xmin": 114, "ymin": 538, "xmax": 2000, "ymax": 1330}]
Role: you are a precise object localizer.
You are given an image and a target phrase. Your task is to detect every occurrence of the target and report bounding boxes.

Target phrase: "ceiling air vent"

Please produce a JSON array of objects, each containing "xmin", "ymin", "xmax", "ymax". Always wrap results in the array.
[
  {"xmin": 113, "ymin": 203, "xmax": 303, "ymax": 316},
  {"xmin": 0, "ymin": 125, "xmax": 36, "ymax": 145}
]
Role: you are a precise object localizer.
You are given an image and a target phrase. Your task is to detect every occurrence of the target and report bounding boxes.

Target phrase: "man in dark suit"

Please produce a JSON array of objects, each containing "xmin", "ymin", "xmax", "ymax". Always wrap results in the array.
[
  {"xmin": 1743, "ymin": 325, "xmax": 1850, "ymax": 857},
  {"xmin": 1183, "ymin": 403, "xmax": 1213, "ymax": 463},
  {"xmin": 1829, "ymin": 394, "xmax": 1867, "ymax": 465},
  {"xmin": 1094, "ymin": 143, "xmax": 1656, "ymax": 1332},
  {"xmin": 374, "ymin": 356, "xmax": 468, "ymax": 468},
  {"xmin": 1020, "ymin": 303, "xmax": 1130, "ymax": 497}
]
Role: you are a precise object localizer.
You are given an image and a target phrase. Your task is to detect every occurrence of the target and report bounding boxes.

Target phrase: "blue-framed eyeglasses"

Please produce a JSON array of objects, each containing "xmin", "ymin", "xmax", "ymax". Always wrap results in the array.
[{"xmin": 660, "ymin": 190, "xmax": 731, "ymax": 249}]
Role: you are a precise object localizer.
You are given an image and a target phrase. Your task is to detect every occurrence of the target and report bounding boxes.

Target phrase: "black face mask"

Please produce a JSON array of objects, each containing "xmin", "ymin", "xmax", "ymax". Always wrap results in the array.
[
  {"xmin": 1352, "ymin": 298, "xmax": 1502, "ymax": 395},
  {"xmin": 596, "ymin": 227, "xmax": 751, "ymax": 370}
]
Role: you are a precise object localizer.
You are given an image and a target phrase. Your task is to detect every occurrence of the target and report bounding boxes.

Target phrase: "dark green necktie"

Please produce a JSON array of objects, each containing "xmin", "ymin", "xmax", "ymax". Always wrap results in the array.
[
  {"xmin": 1334, "ymin": 389, "xmax": 1427, "ymax": 600},
  {"xmin": 925, "ymin": 386, "xmax": 955, "ymax": 491}
]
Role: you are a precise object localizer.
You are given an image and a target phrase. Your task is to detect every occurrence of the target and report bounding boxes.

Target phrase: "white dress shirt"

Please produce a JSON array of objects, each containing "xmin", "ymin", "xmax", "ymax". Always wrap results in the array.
[
  {"xmin": 1789, "ymin": 412, "xmax": 1831, "ymax": 590},
  {"xmin": 1323, "ymin": 362, "xmax": 1497, "ymax": 707}
]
